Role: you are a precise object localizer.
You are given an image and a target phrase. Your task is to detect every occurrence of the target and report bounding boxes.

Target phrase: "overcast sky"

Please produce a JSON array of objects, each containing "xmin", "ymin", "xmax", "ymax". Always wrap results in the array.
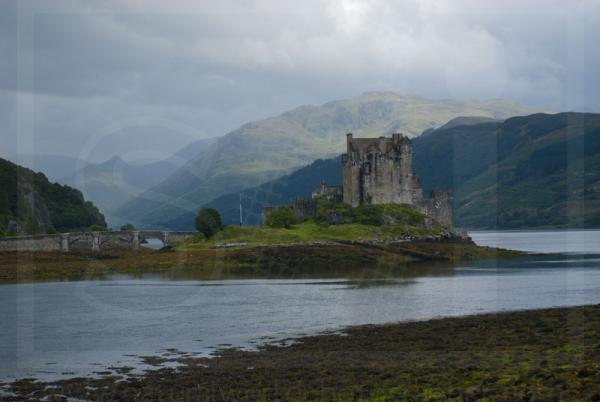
[{"xmin": 1, "ymin": 0, "xmax": 599, "ymax": 164}]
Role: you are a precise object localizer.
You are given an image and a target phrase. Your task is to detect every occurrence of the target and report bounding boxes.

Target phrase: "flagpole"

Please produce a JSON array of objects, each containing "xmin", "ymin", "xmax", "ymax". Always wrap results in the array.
[{"xmin": 239, "ymin": 193, "xmax": 243, "ymax": 226}]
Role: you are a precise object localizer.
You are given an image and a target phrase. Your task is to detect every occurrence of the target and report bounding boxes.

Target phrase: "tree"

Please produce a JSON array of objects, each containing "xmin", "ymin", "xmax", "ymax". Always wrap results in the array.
[
  {"xmin": 266, "ymin": 206, "xmax": 297, "ymax": 228},
  {"xmin": 87, "ymin": 224, "xmax": 108, "ymax": 232},
  {"xmin": 195, "ymin": 208, "xmax": 223, "ymax": 238},
  {"xmin": 120, "ymin": 223, "xmax": 136, "ymax": 231}
]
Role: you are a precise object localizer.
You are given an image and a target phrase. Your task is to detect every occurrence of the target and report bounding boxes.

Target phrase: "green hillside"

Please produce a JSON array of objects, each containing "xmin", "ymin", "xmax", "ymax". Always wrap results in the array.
[
  {"xmin": 202, "ymin": 112, "xmax": 600, "ymax": 229},
  {"xmin": 0, "ymin": 158, "xmax": 106, "ymax": 236},
  {"xmin": 116, "ymin": 91, "xmax": 537, "ymax": 228},
  {"xmin": 414, "ymin": 112, "xmax": 600, "ymax": 228}
]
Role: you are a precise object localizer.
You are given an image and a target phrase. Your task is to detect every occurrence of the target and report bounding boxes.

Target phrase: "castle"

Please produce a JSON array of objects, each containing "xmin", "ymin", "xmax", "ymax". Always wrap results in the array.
[
  {"xmin": 263, "ymin": 133, "xmax": 453, "ymax": 228},
  {"xmin": 342, "ymin": 133, "xmax": 422, "ymax": 206}
]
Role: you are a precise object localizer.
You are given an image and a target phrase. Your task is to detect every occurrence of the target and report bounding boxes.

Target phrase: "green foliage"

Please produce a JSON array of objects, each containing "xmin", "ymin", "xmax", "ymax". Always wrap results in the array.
[
  {"xmin": 265, "ymin": 206, "xmax": 297, "ymax": 228},
  {"xmin": 179, "ymin": 220, "xmax": 446, "ymax": 251},
  {"xmin": 315, "ymin": 200, "xmax": 428, "ymax": 227},
  {"xmin": 120, "ymin": 223, "xmax": 136, "ymax": 231},
  {"xmin": 195, "ymin": 208, "xmax": 223, "ymax": 238},
  {"xmin": 87, "ymin": 224, "xmax": 109, "ymax": 232},
  {"xmin": 0, "ymin": 157, "xmax": 106, "ymax": 235}
]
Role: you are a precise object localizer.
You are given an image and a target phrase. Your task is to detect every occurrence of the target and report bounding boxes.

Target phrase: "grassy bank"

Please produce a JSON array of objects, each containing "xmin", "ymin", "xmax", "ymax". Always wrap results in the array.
[
  {"xmin": 6, "ymin": 304, "xmax": 600, "ymax": 401},
  {"xmin": 178, "ymin": 221, "xmax": 447, "ymax": 250},
  {"xmin": 0, "ymin": 239, "xmax": 517, "ymax": 283}
]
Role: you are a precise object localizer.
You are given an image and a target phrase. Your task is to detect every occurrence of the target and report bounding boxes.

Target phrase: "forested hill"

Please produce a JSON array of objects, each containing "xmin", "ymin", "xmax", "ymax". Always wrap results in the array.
[
  {"xmin": 165, "ymin": 158, "xmax": 342, "ymax": 229},
  {"xmin": 413, "ymin": 112, "xmax": 600, "ymax": 228},
  {"xmin": 0, "ymin": 158, "xmax": 106, "ymax": 236},
  {"xmin": 199, "ymin": 112, "xmax": 600, "ymax": 229}
]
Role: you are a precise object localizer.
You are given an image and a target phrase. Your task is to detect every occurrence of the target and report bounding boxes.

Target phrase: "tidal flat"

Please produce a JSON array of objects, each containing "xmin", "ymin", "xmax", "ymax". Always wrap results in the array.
[
  {"xmin": 4, "ymin": 304, "xmax": 600, "ymax": 401},
  {"xmin": 0, "ymin": 241, "xmax": 518, "ymax": 283}
]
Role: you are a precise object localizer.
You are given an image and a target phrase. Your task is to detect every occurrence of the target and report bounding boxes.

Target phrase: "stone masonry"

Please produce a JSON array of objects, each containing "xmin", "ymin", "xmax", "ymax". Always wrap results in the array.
[
  {"xmin": 0, "ymin": 231, "xmax": 195, "ymax": 253},
  {"xmin": 342, "ymin": 133, "xmax": 423, "ymax": 207},
  {"xmin": 263, "ymin": 132, "xmax": 453, "ymax": 228}
]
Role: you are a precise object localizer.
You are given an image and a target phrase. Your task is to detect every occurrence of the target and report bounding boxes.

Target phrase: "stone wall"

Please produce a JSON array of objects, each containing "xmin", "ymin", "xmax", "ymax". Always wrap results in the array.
[
  {"xmin": 0, "ymin": 234, "xmax": 61, "ymax": 252},
  {"xmin": 342, "ymin": 133, "xmax": 423, "ymax": 207},
  {"xmin": 290, "ymin": 198, "xmax": 317, "ymax": 221},
  {"xmin": 0, "ymin": 231, "xmax": 196, "ymax": 253},
  {"xmin": 311, "ymin": 183, "xmax": 343, "ymax": 202},
  {"xmin": 418, "ymin": 190, "xmax": 453, "ymax": 228}
]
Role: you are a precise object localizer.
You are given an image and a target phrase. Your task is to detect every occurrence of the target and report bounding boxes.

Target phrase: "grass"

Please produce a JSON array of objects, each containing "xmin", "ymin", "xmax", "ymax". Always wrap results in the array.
[{"xmin": 178, "ymin": 222, "xmax": 444, "ymax": 250}]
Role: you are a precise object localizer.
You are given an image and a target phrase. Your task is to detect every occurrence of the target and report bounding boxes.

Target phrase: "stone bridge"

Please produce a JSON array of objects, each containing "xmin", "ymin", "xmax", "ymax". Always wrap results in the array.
[{"xmin": 0, "ymin": 230, "xmax": 197, "ymax": 253}]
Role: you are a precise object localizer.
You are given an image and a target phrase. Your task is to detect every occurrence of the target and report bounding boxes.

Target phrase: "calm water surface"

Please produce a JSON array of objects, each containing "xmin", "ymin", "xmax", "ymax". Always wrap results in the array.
[{"xmin": 1, "ymin": 230, "xmax": 599, "ymax": 382}]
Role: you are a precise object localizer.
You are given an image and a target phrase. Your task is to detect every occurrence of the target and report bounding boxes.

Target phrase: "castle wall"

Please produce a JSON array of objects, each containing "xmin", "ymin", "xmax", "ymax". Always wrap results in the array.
[
  {"xmin": 342, "ymin": 133, "xmax": 423, "ymax": 207},
  {"xmin": 290, "ymin": 198, "xmax": 317, "ymax": 221},
  {"xmin": 418, "ymin": 190, "xmax": 453, "ymax": 228},
  {"xmin": 311, "ymin": 183, "xmax": 343, "ymax": 202}
]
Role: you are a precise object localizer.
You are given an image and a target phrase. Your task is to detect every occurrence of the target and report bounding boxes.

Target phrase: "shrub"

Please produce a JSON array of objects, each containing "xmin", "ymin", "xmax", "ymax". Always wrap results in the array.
[
  {"xmin": 87, "ymin": 224, "xmax": 108, "ymax": 232},
  {"xmin": 120, "ymin": 223, "xmax": 136, "ymax": 231},
  {"xmin": 352, "ymin": 204, "xmax": 385, "ymax": 225},
  {"xmin": 195, "ymin": 208, "xmax": 223, "ymax": 238},
  {"xmin": 314, "ymin": 200, "xmax": 428, "ymax": 227},
  {"xmin": 265, "ymin": 206, "xmax": 297, "ymax": 228}
]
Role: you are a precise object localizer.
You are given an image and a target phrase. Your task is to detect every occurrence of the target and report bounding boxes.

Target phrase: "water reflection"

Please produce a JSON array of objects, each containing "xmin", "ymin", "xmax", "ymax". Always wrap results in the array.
[{"xmin": 2, "ymin": 230, "xmax": 600, "ymax": 382}]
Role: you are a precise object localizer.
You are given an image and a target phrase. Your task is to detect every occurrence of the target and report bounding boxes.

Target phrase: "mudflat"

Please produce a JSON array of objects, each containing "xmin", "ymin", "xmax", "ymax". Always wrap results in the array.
[
  {"xmin": 4, "ymin": 304, "xmax": 599, "ymax": 401},
  {"xmin": 0, "ymin": 241, "xmax": 517, "ymax": 283}
]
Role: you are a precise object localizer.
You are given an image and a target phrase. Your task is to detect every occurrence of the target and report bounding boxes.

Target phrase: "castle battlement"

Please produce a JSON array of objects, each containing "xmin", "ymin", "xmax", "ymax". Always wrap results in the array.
[
  {"xmin": 342, "ymin": 133, "xmax": 423, "ymax": 207},
  {"xmin": 263, "ymin": 133, "xmax": 453, "ymax": 228}
]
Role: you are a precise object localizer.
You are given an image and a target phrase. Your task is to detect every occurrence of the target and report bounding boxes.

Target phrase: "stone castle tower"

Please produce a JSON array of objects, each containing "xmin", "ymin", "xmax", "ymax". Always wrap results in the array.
[
  {"xmin": 263, "ymin": 132, "xmax": 453, "ymax": 228},
  {"xmin": 342, "ymin": 133, "xmax": 423, "ymax": 207}
]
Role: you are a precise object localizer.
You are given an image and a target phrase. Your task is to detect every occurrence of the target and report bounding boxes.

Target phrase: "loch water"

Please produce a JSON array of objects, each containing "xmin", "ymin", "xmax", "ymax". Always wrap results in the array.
[{"xmin": 1, "ymin": 230, "xmax": 599, "ymax": 382}]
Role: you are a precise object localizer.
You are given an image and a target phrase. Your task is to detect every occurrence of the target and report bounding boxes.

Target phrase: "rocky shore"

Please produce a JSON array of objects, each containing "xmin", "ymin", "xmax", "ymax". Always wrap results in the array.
[{"xmin": 3, "ymin": 304, "xmax": 600, "ymax": 401}]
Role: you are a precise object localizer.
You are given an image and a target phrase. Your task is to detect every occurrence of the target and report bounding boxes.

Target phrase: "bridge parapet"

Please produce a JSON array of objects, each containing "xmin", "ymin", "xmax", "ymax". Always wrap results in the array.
[{"xmin": 0, "ymin": 230, "xmax": 197, "ymax": 253}]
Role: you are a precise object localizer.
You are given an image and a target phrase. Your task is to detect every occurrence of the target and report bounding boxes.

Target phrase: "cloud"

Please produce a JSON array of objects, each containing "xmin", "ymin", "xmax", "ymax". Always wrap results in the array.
[{"xmin": 1, "ymin": 0, "xmax": 599, "ymax": 163}]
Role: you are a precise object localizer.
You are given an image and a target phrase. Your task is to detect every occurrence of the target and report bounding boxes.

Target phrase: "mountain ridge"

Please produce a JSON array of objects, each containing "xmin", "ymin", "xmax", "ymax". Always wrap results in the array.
[
  {"xmin": 115, "ymin": 91, "xmax": 540, "ymax": 228},
  {"xmin": 197, "ymin": 112, "xmax": 600, "ymax": 229}
]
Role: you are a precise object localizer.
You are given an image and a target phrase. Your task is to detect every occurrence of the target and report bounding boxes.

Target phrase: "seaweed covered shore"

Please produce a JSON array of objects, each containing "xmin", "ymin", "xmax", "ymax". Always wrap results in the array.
[
  {"xmin": 0, "ymin": 239, "xmax": 518, "ymax": 283},
  {"xmin": 4, "ymin": 304, "xmax": 600, "ymax": 401}
]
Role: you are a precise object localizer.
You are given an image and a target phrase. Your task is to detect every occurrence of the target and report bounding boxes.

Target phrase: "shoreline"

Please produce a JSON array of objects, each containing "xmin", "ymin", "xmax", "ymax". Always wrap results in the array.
[
  {"xmin": 0, "ymin": 240, "xmax": 520, "ymax": 284},
  {"xmin": 4, "ymin": 303, "xmax": 600, "ymax": 401}
]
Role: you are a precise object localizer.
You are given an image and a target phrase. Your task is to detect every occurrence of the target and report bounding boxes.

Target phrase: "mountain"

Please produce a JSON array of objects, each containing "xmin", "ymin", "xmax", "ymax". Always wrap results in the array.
[
  {"xmin": 62, "ymin": 137, "xmax": 217, "ymax": 227},
  {"xmin": 412, "ymin": 112, "xmax": 600, "ymax": 228},
  {"xmin": 203, "ymin": 112, "xmax": 600, "ymax": 229},
  {"xmin": 166, "ymin": 158, "xmax": 343, "ymax": 229},
  {"xmin": 8, "ymin": 154, "xmax": 87, "ymax": 183},
  {"xmin": 436, "ymin": 116, "xmax": 502, "ymax": 131},
  {"xmin": 0, "ymin": 158, "xmax": 106, "ymax": 235},
  {"xmin": 116, "ymin": 91, "xmax": 538, "ymax": 228}
]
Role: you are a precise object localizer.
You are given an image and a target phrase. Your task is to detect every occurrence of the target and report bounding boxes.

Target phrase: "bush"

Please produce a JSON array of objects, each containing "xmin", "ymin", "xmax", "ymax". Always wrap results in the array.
[
  {"xmin": 120, "ymin": 223, "xmax": 136, "ymax": 231},
  {"xmin": 87, "ymin": 224, "xmax": 108, "ymax": 232},
  {"xmin": 195, "ymin": 208, "xmax": 223, "ymax": 238},
  {"xmin": 352, "ymin": 204, "xmax": 384, "ymax": 225},
  {"xmin": 266, "ymin": 206, "xmax": 298, "ymax": 228},
  {"xmin": 314, "ymin": 200, "xmax": 427, "ymax": 227}
]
